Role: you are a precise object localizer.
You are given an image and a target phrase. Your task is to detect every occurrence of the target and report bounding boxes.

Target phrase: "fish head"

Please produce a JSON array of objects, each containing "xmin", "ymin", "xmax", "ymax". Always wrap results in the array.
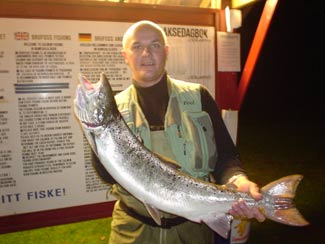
[{"xmin": 74, "ymin": 73, "xmax": 113, "ymax": 129}]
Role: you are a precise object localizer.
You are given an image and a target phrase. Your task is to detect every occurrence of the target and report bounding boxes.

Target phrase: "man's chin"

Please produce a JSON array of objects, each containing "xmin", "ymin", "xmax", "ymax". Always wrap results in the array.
[{"xmin": 139, "ymin": 71, "xmax": 157, "ymax": 80}]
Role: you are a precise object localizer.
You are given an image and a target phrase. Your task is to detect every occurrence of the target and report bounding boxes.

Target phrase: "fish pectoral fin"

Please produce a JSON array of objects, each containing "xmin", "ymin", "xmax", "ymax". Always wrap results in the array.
[
  {"xmin": 144, "ymin": 203, "xmax": 162, "ymax": 226},
  {"xmin": 203, "ymin": 214, "xmax": 233, "ymax": 239}
]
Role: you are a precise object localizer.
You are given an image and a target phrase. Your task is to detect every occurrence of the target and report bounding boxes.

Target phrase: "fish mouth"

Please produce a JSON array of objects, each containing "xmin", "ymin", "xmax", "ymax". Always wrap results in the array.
[{"xmin": 74, "ymin": 73, "xmax": 108, "ymax": 129}]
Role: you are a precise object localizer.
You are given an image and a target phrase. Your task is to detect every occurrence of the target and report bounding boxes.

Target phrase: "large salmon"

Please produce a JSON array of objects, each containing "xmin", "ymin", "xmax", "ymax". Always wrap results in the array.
[{"xmin": 73, "ymin": 73, "xmax": 309, "ymax": 238}]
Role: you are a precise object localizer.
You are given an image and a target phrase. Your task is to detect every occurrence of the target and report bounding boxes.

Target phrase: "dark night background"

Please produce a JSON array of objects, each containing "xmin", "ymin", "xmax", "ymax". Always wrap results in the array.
[
  {"xmin": 239, "ymin": 0, "xmax": 320, "ymax": 124},
  {"xmin": 236, "ymin": 1, "xmax": 324, "ymax": 243}
]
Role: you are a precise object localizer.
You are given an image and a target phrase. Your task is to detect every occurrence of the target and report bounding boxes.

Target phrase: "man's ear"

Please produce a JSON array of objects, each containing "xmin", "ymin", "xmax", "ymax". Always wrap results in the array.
[
  {"xmin": 121, "ymin": 50, "xmax": 128, "ymax": 64},
  {"xmin": 165, "ymin": 45, "xmax": 170, "ymax": 56}
]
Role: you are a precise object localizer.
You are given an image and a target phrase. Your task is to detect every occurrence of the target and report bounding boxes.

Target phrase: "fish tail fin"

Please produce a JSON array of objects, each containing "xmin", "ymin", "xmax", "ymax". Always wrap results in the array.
[{"xmin": 261, "ymin": 174, "xmax": 309, "ymax": 226}]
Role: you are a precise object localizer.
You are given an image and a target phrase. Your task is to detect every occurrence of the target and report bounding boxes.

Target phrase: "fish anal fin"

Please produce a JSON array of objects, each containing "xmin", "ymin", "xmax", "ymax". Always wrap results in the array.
[
  {"xmin": 203, "ymin": 214, "xmax": 233, "ymax": 239},
  {"xmin": 144, "ymin": 203, "xmax": 162, "ymax": 226}
]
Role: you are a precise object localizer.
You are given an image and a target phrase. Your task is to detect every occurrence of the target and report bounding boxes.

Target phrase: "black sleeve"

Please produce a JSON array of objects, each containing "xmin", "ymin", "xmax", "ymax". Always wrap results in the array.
[{"xmin": 200, "ymin": 86, "xmax": 247, "ymax": 184}]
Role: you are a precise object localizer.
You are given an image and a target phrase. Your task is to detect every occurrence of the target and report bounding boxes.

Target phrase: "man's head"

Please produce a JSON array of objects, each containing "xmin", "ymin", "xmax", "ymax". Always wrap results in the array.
[{"xmin": 122, "ymin": 20, "xmax": 169, "ymax": 87}]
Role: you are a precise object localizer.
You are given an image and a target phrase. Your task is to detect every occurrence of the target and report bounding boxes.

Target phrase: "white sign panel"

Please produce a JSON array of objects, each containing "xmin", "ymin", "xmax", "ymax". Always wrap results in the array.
[
  {"xmin": 165, "ymin": 26, "xmax": 215, "ymax": 94},
  {"xmin": 217, "ymin": 32, "xmax": 240, "ymax": 72},
  {"xmin": 0, "ymin": 18, "xmax": 215, "ymax": 217}
]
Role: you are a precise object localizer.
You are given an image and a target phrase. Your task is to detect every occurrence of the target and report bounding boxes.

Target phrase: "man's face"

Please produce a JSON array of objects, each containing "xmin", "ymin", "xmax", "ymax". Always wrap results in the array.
[{"xmin": 122, "ymin": 26, "xmax": 169, "ymax": 87}]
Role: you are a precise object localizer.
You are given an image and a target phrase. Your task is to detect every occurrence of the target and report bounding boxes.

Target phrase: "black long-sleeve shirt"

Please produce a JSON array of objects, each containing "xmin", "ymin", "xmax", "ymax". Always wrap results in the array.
[{"xmin": 134, "ymin": 74, "xmax": 246, "ymax": 184}]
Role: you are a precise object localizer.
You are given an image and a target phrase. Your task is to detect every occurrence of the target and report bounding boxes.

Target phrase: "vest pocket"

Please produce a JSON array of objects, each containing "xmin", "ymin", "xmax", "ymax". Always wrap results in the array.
[
  {"xmin": 181, "ymin": 111, "xmax": 217, "ymax": 173},
  {"xmin": 166, "ymin": 124, "xmax": 191, "ymax": 170}
]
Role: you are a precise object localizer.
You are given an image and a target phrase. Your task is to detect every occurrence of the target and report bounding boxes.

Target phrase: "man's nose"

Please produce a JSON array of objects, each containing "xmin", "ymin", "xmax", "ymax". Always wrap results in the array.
[{"xmin": 141, "ymin": 46, "xmax": 151, "ymax": 56}]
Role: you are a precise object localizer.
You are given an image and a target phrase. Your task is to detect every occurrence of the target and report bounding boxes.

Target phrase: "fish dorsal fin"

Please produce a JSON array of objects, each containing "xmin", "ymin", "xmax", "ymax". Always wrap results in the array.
[
  {"xmin": 154, "ymin": 153, "xmax": 181, "ymax": 170},
  {"xmin": 203, "ymin": 214, "xmax": 233, "ymax": 239},
  {"xmin": 144, "ymin": 203, "xmax": 162, "ymax": 226}
]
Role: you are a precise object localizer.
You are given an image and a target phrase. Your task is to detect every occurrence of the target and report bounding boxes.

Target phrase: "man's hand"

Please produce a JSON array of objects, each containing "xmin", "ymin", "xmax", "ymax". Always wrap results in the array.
[{"xmin": 228, "ymin": 175, "xmax": 266, "ymax": 222}]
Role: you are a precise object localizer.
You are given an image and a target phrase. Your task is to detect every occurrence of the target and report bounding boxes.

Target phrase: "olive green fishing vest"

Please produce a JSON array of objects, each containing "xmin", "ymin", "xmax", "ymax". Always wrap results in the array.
[{"xmin": 115, "ymin": 76, "xmax": 217, "ymax": 179}]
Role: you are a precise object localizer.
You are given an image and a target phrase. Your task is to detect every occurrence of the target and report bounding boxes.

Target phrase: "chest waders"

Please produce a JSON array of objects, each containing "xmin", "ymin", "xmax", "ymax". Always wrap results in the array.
[{"xmin": 108, "ymin": 77, "xmax": 216, "ymax": 244}]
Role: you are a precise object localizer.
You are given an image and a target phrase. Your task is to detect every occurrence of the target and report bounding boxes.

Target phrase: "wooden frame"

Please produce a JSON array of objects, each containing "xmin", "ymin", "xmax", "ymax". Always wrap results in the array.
[{"xmin": 0, "ymin": 0, "xmax": 218, "ymax": 26}]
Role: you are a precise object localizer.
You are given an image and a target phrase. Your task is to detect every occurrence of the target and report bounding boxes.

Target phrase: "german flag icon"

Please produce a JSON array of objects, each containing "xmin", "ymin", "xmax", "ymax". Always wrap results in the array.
[{"xmin": 79, "ymin": 33, "xmax": 92, "ymax": 42}]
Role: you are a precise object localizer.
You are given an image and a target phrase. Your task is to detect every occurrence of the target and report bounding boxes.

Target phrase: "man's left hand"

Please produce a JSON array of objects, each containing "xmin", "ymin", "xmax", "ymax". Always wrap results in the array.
[{"xmin": 228, "ymin": 175, "xmax": 266, "ymax": 222}]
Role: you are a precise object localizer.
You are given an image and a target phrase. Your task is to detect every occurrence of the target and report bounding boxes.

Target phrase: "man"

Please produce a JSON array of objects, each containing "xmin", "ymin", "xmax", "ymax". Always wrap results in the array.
[{"xmin": 100, "ymin": 20, "xmax": 265, "ymax": 244}]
